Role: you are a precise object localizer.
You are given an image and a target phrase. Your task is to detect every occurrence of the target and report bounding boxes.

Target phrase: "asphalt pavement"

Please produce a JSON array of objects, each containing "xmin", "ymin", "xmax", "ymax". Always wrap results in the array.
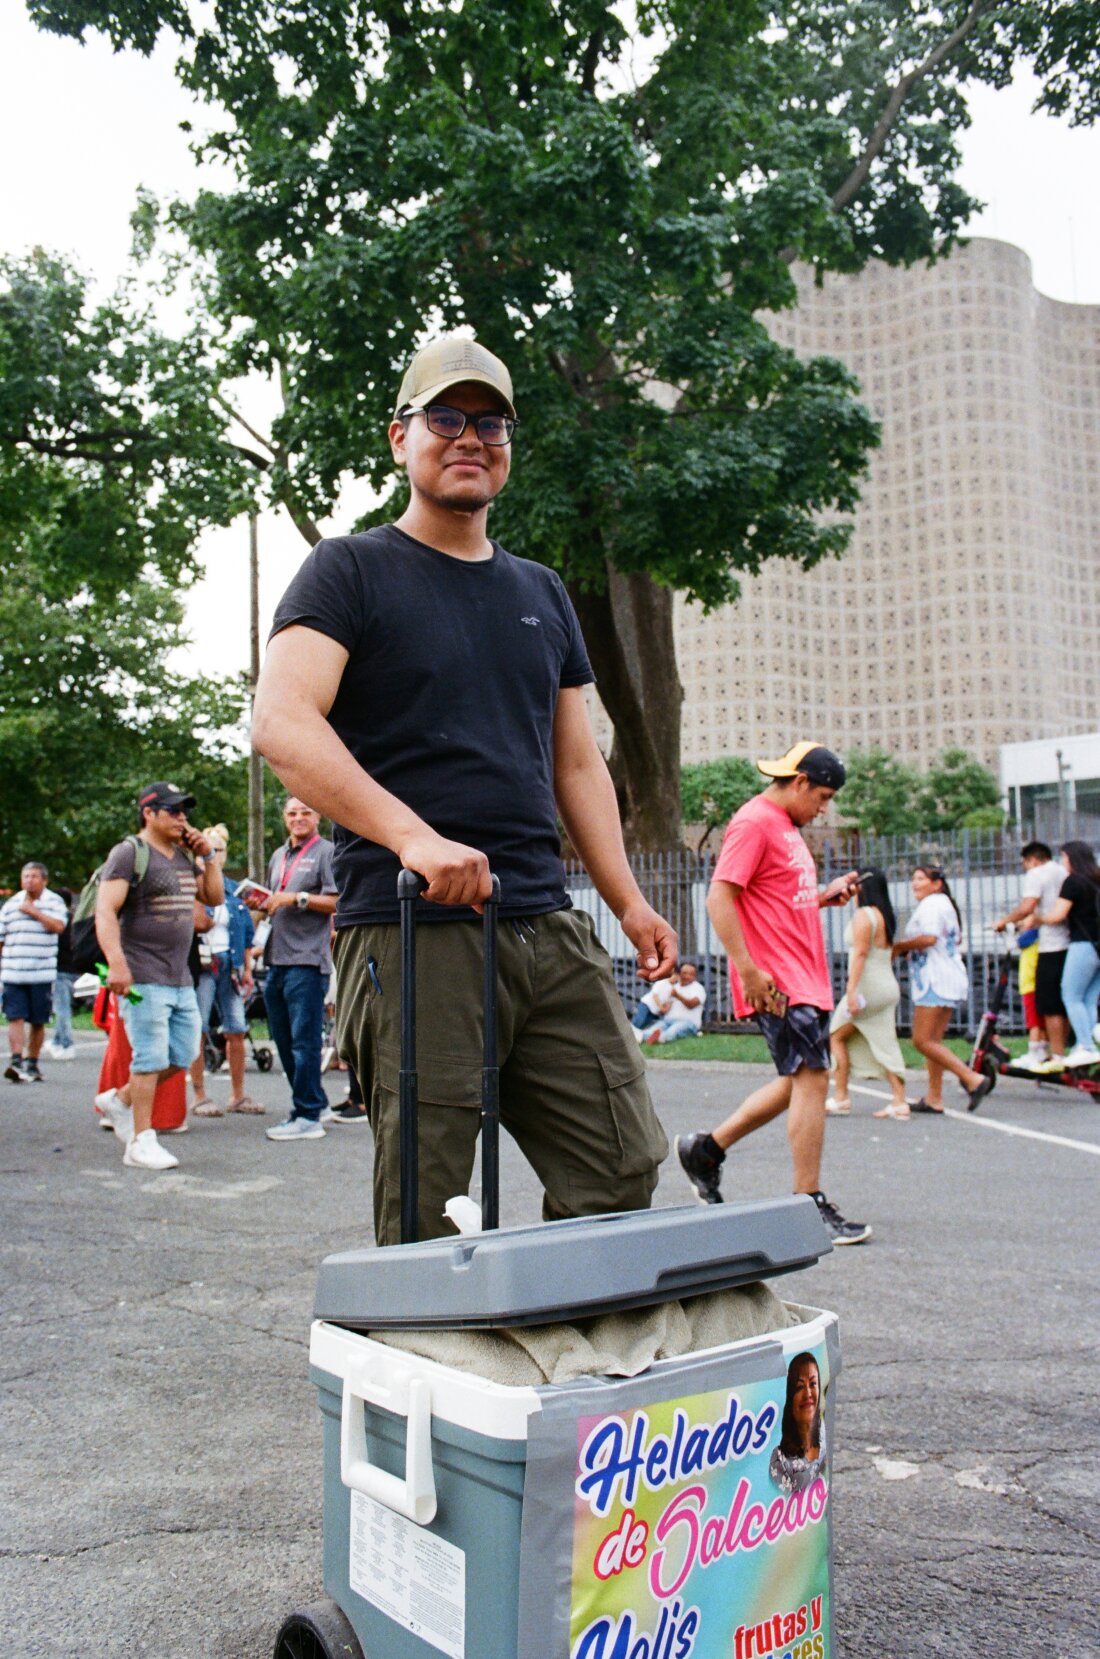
[{"xmin": 1, "ymin": 1039, "xmax": 1097, "ymax": 1657}]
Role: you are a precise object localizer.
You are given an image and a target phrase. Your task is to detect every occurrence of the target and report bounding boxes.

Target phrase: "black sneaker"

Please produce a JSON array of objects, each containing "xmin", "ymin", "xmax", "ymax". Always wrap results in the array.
[
  {"xmin": 811, "ymin": 1191, "xmax": 871, "ymax": 1246},
  {"xmin": 23, "ymin": 1059, "xmax": 43, "ymax": 1083},
  {"xmin": 4, "ymin": 1059, "xmax": 25, "ymax": 1084},
  {"xmin": 330, "ymin": 1101, "xmax": 369, "ymax": 1125},
  {"xmin": 675, "ymin": 1132, "xmax": 725, "ymax": 1205}
]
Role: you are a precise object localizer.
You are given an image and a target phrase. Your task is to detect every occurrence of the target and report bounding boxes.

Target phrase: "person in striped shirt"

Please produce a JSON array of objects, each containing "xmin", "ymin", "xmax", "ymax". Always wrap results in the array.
[{"xmin": 0, "ymin": 862, "xmax": 68, "ymax": 1083}]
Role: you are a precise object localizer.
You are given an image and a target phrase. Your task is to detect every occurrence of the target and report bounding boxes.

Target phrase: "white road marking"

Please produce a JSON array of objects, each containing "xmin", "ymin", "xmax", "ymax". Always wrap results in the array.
[{"xmin": 845, "ymin": 1083, "xmax": 1100, "ymax": 1156}]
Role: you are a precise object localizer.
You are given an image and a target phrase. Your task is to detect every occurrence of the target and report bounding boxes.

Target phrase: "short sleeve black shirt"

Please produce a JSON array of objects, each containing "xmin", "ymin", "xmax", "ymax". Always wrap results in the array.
[
  {"xmin": 1059, "ymin": 873, "xmax": 1100, "ymax": 946},
  {"xmin": 269, "ymin": 525, "xmax": 594, "ymax": 924}
]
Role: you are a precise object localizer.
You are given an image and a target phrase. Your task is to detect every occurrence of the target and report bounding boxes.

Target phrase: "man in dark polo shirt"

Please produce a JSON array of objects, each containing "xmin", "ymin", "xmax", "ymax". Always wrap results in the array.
[
  {"xmin": 253, "ymin": 333, "xmax": 675, "ymax": 1242},
  {"xmin": 258, "ymin": 797, "xmax": 338, "ymax": 1141}
]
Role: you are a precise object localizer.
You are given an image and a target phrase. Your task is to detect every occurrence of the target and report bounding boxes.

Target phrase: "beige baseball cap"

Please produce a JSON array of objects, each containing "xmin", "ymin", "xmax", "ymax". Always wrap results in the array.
[{"xmin": 394, "ymin": 334, "xmax": 516, "ymax": 419}]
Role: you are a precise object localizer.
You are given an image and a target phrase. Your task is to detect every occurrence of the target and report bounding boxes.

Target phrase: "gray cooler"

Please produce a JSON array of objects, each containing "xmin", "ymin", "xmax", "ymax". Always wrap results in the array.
[{"xmin": 303, "ymin": 1200, "xmax": 841, "ymax": 1659}]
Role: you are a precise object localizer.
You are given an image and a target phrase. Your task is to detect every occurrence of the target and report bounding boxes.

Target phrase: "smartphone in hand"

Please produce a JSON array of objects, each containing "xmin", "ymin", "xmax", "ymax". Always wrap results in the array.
[{"xmin": 769, "ymin": 989, "xmax": 790, "ymax": 1018}]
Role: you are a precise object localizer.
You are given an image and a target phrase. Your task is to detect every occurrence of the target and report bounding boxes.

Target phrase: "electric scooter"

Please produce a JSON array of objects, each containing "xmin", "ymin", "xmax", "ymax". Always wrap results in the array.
[{"xmin": 969, "ymin": 949, "xmax": 1100, "ymax": 1101}]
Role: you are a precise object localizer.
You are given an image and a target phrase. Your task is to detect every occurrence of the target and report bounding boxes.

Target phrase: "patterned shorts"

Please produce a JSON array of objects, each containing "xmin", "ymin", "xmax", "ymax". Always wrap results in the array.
[{"xmin": 755, "ymin": 1004, "xmax": 832, "ymax": 1075}]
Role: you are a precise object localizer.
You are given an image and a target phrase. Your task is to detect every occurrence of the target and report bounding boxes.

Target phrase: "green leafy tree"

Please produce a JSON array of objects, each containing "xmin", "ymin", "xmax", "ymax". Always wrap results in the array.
[
  {"xmin": 837, "ymin": 747, "xmax": 922, "ymax": 836},
  {"xmin": 919, "ymin": 747, "xmax": 1002, "ymax": 831},
  {"xmin": 0, "ymin": 554, "xmax": 253, "ymax": 884},
  {"xmin": 28, "ymin": 1, "xmax": 1100, "ymax": 849},
  {"xmin": 681, "ymin": 756, "xmax": 760, "ymax": 850},
  {"xmin": 0, "ymin": 251, "xmax": 275, "ymax": 880},
  {"xmin": 0, "ymin": 250, "xmax": 258, "ymax": 593}
]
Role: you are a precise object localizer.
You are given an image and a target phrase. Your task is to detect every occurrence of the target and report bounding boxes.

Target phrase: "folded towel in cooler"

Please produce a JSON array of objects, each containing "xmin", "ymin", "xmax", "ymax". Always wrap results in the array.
[{"xmin": 371, "ymin": 1281, "xmax": 800, "ymax": 1387}]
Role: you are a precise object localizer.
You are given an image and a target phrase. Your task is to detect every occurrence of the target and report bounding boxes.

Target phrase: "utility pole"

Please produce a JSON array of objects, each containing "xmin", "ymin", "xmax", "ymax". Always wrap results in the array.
[
  {"xmin": 248, "ymin": 512, "xmax": 264, "ymax": 880},
  {"xmin": 1055, "ymin": 748, "xmax": 1071, "ymax": 845}
]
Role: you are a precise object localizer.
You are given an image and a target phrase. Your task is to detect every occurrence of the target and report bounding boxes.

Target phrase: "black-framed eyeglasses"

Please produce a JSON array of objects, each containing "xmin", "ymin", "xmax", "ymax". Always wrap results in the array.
[{"xmin": 401, "ymin": 403, "xmax": 517, "ymax": 446}]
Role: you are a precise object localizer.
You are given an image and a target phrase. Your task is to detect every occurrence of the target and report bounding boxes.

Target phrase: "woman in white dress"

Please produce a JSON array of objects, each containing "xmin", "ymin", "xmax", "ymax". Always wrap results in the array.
[
  {"xmin": 892, "ymin": 865, "xmax": 992, "ymax": 1113},
  {"xmin": 828, "ymin": 869, "xmax": 912, "ymax": 1119}
]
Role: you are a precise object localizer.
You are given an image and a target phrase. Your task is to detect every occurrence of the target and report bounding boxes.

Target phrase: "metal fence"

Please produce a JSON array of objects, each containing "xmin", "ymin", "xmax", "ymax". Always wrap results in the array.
[{"xmin": 564, "ymin": 826, "xmax": 1088, "ymax": 1038}]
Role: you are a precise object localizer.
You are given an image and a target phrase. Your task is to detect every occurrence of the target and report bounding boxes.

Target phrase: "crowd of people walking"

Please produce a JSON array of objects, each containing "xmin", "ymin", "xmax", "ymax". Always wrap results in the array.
[{"xmin": 4, "ymin": 332, "xmax": 1099, "ymax": 1253}]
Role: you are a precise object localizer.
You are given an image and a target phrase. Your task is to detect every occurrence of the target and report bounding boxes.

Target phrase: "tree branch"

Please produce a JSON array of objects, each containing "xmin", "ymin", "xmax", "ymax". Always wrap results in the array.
[
  {"xmin": 833, "ymin": 1, "xmax": 999, "ymax": 212},
  {"xmin": 580, "ymin": 28, "xmax": 603, "ymax": 96},
  {"xmin": 214, "ymin": 393, "xmax": 277, "ymax": 456},
  {"xmin": 781, "ymin": 0, "xmax": 1001, "ymax": 263}
]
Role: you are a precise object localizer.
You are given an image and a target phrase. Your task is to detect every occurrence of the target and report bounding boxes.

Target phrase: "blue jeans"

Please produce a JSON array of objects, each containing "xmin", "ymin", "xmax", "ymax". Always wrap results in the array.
[
  {"xmin": 1061, "ymin": 941, "xmax": 1100, "ymax": 1050},
  {"xmin": 649, "ymin": 1015, "xmax": 700, "ymax": 1044},
  {"xmin": 631, "ymin": 1003, "xmax": 659, "ymax": 1030},
  {"xmin": 264, "ymin": 964, "xmax": 327, "ymax": 1121},
  {"xmin": 53, "ymin": 973, "xmax": 76, "ymax": 1048}
]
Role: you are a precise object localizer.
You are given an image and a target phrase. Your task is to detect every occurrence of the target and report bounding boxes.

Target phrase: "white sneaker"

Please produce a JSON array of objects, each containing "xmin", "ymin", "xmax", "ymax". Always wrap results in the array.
[
  {"xmin": 46, "ymin": 1042, "xmax": 76, "ymax": 1061},
  {"xmin": 265, "ymin": 1116, "xmax": 326, "ymax": 1141},
  {"xmin": 319, "ymin": 1105, "xmax": 338, "ymax": 1125},
  {"xmin": 123, "ymin": 1130, "xmax": 179, "ymax": 1170},
  {"xmin": 95, "ymin": 1088, "xmax": 134, "ymax": 1142},
  {"xmin": 1064, "ymin": 1046, "xmax": 1100, "ymax": 1067},
  {"xmin": 1017, "ymin": 1050, "xmax": 1050, "ymax": 1072}
]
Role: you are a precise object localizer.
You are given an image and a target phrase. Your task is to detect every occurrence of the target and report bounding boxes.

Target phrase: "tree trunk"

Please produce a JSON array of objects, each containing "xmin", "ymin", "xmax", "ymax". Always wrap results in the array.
[{"xmin": 567, "ymin": 565, "xmax": 684, "ymax": 853}]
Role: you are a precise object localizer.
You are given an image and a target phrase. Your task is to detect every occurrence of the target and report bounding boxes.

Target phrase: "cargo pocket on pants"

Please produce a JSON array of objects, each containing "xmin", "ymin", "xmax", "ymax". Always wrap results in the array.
[
  {"xmin": 375, "ymin": 1044, "xmax": 482, "ymax": 1109},
  {"xmin": 597, "ymin": 1048, "xmax": 669, "ymax": 1176}
]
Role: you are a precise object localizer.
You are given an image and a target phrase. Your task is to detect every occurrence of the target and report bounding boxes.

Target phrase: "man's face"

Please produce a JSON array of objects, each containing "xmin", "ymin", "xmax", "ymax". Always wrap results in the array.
[
  {"xmin": 149, "ymin": 806, "xmax": 187, "ymax": 842},
  {"xmin": 389, "ymin": 381, "xmax": 512, "ymax": 516},
  {"xmin": 786, "ymin": 776, "xmax": 836, "ymax": 826},
  {"xmin": 1022, "ymin": 854, "xmax": 1041, "ymax": 871},
  {"xmin": 284, "ymin": 800, "xmax": 320, "ymax": 844},
  {"xmin": 679, "ymin": 964, "xmax": 697, "ymax": 985},
  {"xmin": 21, "ymin": 868, "xmax": 45, "ymax": 899}
]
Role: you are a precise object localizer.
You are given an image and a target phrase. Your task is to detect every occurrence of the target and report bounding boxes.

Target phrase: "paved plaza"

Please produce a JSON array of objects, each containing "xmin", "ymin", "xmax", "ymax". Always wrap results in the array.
[{"xmin": 1, "ymin": 1039, "xmax": 1097, "ymax": 1657}]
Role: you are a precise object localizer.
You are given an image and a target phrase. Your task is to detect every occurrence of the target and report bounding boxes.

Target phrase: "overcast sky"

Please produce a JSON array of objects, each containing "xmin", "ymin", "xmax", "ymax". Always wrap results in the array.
[{"xmin": 3, "ymin": 7, "xmax": 1099, "ymax": 681}]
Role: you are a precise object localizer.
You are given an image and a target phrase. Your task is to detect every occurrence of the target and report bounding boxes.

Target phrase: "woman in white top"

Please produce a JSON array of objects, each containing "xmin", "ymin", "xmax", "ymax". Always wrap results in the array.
[{"xmin": 892, "ymin": 865, "xmax": 991, "ymax": 1113}]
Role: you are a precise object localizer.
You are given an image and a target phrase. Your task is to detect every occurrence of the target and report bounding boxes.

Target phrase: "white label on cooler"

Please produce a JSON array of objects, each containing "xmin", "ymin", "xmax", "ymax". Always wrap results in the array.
[{"xmin": 349, "ymin": 1489, "xmax": 466, "ymax": 1659}]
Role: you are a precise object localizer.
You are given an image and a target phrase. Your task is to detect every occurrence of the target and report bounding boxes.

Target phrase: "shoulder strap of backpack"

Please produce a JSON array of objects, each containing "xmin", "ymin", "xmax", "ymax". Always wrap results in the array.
[{"xmin": 126, "ymin": 834, "xmax": 151, "ymax": 889}]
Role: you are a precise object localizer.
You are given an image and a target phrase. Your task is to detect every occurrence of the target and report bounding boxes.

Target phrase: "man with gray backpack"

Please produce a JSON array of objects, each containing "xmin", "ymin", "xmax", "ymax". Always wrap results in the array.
[{"xmin": 91, "ymin": 783, "xmax": 223, "ymax": 1171}]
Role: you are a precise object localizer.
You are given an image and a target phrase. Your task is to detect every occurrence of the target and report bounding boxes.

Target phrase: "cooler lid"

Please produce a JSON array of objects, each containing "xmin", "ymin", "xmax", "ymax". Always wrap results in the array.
[{"xmin": 313, "ymin": 1197, "xmax": 830, "ymax": 1331}]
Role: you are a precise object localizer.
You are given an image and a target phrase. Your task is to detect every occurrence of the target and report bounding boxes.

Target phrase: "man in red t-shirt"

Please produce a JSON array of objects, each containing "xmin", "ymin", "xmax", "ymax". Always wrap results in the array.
[{"xmin": 676, "ymin": 743, "xmax": 871, "ymax": 1246}]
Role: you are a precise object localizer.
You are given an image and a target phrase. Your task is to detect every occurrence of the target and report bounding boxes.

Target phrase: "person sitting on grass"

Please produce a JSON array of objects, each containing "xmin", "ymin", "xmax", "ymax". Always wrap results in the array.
[{"xmin": 642, "ymin": 962, "xmax": 706, "ymax": 1045}]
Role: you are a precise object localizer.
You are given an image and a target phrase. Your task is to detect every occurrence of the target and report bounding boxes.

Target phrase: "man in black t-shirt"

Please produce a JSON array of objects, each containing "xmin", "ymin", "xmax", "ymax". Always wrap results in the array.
[{"xmin": 254, "ymin": 334, "xmax": 675, "ymax": 1242}]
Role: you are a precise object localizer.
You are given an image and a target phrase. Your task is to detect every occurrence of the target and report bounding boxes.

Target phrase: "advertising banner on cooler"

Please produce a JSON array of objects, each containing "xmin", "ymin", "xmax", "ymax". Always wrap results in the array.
[{"xmin": 519, "ymin": 1312, "xmax": 838, "ymax": 1659}]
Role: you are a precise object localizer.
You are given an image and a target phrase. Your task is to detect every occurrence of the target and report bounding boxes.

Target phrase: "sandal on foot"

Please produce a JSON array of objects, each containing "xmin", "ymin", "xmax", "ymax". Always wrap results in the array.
[
  {"xmin": 825, "ymin": 1098, "xmax": 852, "ymax": 1115},
  {"xmin": 873, "ymin": 1102, "xmax": 911, "ymax": 1119},
  {"xmin": 909, "ymin": 1098, "xmax": 944, "ymax": 1114},
  {"xmin": 227, "ymin": 1096, "xmax": 266, "ymax": 1115},
  {"xmin": 192, "ymin": 1098, "xmax": 224, "ymax": 1118}
]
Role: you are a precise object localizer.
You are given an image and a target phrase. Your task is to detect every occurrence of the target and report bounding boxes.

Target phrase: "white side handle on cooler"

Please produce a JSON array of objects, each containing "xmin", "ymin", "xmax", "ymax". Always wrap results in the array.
[{"xmin": 340, "ymin": 1359, "xmax": 438, "ymax": 1525}]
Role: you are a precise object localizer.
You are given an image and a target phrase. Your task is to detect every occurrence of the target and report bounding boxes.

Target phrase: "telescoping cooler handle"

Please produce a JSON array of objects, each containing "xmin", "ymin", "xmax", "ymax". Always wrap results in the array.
[
  {"xmin": 397, "ymin": 868, "xmax": 501, "ymax": 1245},
  {"xmin": 340, "ymin": 1357, "xmax": 437, "ymax": 1525}
]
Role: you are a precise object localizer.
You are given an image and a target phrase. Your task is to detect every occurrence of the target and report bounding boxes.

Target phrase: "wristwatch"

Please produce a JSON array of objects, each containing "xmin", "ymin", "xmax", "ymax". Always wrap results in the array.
[{"xmin": 296, "ymin": 891, "xmax": 310, "ymax": 911}]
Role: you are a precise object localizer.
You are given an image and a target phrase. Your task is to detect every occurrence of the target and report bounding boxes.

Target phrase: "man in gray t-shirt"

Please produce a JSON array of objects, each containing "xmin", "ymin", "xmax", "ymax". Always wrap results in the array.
[
  {"xmin": 254, "ymin": 798, "xmax": 337, "ymax": 1139},
  {"xmin": 95, "ymin": 782, "xmax": 224, "ymax": 1171}
]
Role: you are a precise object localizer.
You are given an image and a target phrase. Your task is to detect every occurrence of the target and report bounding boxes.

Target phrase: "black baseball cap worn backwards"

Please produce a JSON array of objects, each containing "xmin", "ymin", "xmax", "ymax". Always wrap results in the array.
[
  {"xmin": 756, "ymin": 743, "xmax": 847, "ymax": 791},
  {"xmin": 137, "ymin": 782, "xmax": 196, "ymax": 816}
]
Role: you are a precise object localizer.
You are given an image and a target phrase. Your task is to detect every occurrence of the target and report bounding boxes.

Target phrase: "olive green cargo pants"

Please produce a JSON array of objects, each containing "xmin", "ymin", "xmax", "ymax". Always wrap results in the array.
[{"xmin": 333, "ymin": 907, "xmax": 668, "ymax": 1245}]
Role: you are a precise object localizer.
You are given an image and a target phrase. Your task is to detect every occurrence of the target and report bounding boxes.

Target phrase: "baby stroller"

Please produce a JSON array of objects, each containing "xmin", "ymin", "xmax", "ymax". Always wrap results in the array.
[{"xmin": 203, "ymin": 972, "xmax": 275, "ymax": 1075}]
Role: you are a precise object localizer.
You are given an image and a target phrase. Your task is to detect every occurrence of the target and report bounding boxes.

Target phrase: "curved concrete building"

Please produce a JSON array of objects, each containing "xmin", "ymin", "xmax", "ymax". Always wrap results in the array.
[{"xmin": 674, "ymin": 238, "xmax": 1100, "ymax": 769}]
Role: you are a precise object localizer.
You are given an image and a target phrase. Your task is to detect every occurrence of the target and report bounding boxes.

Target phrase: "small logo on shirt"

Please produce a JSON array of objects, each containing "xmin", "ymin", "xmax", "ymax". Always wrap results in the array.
[{"xmin": 520, "ymin": 616, "xmax": 541, "ymax": 626}]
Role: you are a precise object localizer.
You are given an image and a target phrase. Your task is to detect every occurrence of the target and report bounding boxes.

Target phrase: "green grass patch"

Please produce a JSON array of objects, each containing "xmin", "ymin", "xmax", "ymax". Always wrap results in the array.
[{"xmin": 644, "ymin": 1032, "xmax": 1028, "ymax": 1065}]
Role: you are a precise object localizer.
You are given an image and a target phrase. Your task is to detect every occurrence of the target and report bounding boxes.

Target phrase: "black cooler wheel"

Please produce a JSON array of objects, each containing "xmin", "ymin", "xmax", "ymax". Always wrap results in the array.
[
  {"xmin": 256, "ymin": 1045, "xmax": 274, "ymax": 1072},
  {"xmin": 272, "ymin": 1597, "xmax": 364, "ymax": 1659}
]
